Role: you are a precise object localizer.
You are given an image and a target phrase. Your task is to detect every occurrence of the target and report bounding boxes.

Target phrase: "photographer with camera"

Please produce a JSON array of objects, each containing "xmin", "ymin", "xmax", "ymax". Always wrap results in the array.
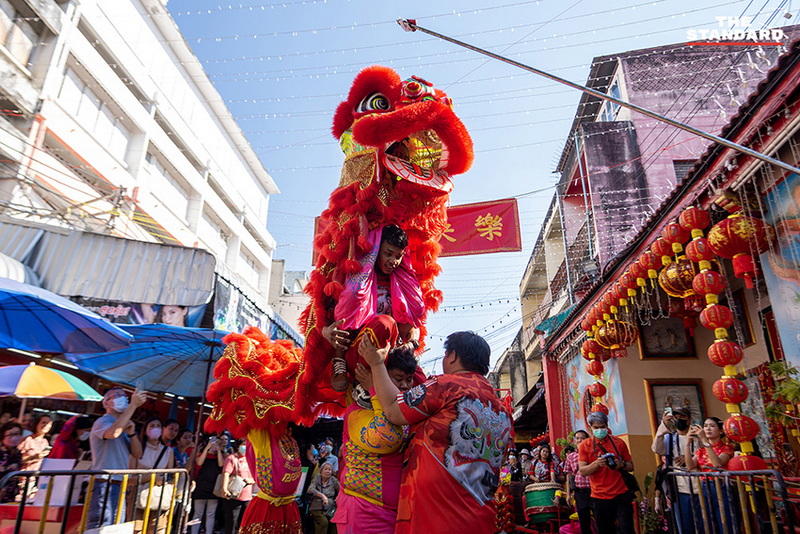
[{"xmin": 578, "ymin": 412, "xmax": 635, "ymax": 534}]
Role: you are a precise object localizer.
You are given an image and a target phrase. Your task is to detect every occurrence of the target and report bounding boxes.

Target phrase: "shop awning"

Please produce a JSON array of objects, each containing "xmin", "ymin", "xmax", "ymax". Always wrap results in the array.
[
  {"xmin": 0, "ymin": 252, "xmax": 39, "ymax": 285},
  {"xmin": 0, "ymin": 219, "xmax": 215, "ymax": 306},
  {"xmin": 513, "ymin": 373, "xmax": 548, "ymax": 433}
]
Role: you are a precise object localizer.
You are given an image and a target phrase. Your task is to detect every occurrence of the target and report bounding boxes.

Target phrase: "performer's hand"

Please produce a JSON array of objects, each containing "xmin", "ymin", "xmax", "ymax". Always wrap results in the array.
[
  {"xmin": 355, "ymin": 363, "xmax": 374, "ymax": 390},
  {"xmin": 322, "ymin": 320, "xmax": 350, "ymax": 350},
  {"xmin": 358, "ymin": 336, "xmax": 390, "ymax": 367}
]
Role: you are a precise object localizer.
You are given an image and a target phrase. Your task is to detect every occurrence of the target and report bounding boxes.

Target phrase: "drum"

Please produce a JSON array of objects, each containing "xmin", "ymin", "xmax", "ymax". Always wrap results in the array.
[{"xmin": 524, "ymin": 482, "xmax": 561, "ymax": 525}]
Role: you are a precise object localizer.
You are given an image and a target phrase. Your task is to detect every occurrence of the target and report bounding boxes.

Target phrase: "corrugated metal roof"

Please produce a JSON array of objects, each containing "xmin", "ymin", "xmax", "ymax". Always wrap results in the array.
[{"xmin": 0, "ymin": 220, "xmax": 216, "ymax": 306}]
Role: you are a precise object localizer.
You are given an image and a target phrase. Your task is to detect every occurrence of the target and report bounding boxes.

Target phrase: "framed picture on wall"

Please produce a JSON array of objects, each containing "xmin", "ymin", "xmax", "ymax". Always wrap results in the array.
[
  {"xmin": 645, "ymin": 379, "xmax": 706, "ymax": 431},
  {"xmin": 638, "ymin": 317, "xmax": 696, "ymax": 359}
]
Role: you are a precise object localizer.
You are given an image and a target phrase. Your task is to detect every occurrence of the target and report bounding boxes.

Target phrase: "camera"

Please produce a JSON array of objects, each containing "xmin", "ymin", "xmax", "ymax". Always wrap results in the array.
[{"xmin": 601, "ymin": 452, "xmax": 617, "ymax": 469}]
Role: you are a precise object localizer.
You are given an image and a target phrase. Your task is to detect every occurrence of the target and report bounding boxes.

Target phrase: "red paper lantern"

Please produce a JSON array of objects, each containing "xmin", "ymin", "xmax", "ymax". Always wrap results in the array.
[
  {"xmin": 662, "ymin": 222, "xmax": 691, "ymax": 254},
  {"xmin": 707, "ymin": 340, "xmax": 744, "ymax": 367},
  {"xmin": 603, "ymin": 291, "xmax": 619, "ymax": 309},
  {"xmin": 595, "ymin": 320, "xmax": 639, "ymax": 350},
  {"xmin": 699, "ymin": 304, "xmax": 734, "ymax": 331},
  {"xmin": 586, "ymin": 360, "xmax": 604, "ymax": 377},
  {"xmin": 629, "ymin": 261, "xmax": 648, "ymax": 285},
  {"xmin": 692, "ymin": 270, "xmax": 725, "ymax": 296},
  {"xmin": 707, "ymin": 214, "xmax": 775, "ymax": 289},
  {"xmin": 727, "ymin": 454, "xmax": 769, "ymax": 471},
  {"xmin": 581, "ymin": 339, "xmax": 602, "ymax": 359},
  {"xmin": 613, "ymin": 283, "xmax": 628, "ymax": 302},
  {"xmin": 685, "ymin": 238, "xmax": 715, "ymax": 264},
  {"xmin": 679, "ymin": 206, "xmax": 711, "ymax": 235},
  {"xmin": 724, "ymin": 414, "xmax": 760, "ymax": 443},
  {"xmin": 581, "ymin": 317, "xmax": 593, "ymax": 331},
  {"xmin": 652, "ymin": 238, "xmax": 674, "ymax": 265},
  {"xmin": 638, "ymin": 251, "xmax": 662, "ymax": 279},
  {"xmin": 591, "ymin": 403, "xmax": 609, "ymax": 414},
  {"xmin": 620, "ymin": 271, "xmax": 639, "ymax": 292},
  {"xmin": 581, "ymin": 339, "xmax": 611, "ymax": 362},
  {"xmin": 713, "ymin": 377, "xmax": 749, "ymax": 404},
  {"xmin": 587, "ymin": 382, "xmax": 607, "ymax": 398}
]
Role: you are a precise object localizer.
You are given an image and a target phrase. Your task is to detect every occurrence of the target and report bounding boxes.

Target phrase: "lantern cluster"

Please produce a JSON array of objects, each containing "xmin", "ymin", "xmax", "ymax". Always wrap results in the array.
[
  {"xmin": 580, "ymin": 338, "xmax": 610, "ymax": 415},
  {"xmin": 684, "ymin": 205, "xmax": 761, "ymax": 462},
  {"xmin": 707, "ymin": 208, "xmax": 774, "ymax": 289}
]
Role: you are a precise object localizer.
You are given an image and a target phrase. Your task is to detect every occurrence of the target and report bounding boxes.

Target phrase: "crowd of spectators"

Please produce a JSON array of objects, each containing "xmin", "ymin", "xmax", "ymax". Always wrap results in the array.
[{"xmin": 495, "ymin": 405, "xmax": 745, "ymax": 534}]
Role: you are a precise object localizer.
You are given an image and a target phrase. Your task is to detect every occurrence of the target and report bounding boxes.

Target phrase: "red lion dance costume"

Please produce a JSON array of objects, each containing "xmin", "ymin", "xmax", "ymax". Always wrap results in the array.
[
  {"xmin": 300, "ymin": 65, "xmax": 474, "ymax": 408},
  {"xmin": 205, "ymin": 327, "xmax": 317, "ymax": 534}
]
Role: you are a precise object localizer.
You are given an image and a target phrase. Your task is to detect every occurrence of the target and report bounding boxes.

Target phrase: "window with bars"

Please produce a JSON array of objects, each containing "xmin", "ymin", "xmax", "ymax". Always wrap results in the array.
[{"xmin": 673, "ymin": 159, "xmax": 696, "ymax": 181}]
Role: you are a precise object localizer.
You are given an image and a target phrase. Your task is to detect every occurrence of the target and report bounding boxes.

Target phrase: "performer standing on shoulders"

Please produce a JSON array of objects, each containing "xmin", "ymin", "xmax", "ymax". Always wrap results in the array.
[{"xmin": 322, "ymin": 224, "xmax": 423, "ymax": 391}]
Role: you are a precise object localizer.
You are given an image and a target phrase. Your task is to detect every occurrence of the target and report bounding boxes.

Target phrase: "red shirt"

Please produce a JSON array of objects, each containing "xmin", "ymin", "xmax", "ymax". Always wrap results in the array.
[
  {"xmin": 578, "ymin": 435, "xmax": 632, "ymax": 500},
  {"xmin": 695, "ymin": 441, "xmax": 734, "ymax": 470},
  {"xmin": 395, "ymin": 372, "xmax": 512, "ymax": 534}
]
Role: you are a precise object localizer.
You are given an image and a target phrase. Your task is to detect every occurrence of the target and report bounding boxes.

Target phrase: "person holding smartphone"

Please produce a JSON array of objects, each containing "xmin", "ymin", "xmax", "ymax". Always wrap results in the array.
[
  {"xmin": 652, "ymin": 406, "xmax": 697, "ymax": 533},
  {"xmin": 189, "ymin": 434, "xmax": 226, "ymax": 534}
]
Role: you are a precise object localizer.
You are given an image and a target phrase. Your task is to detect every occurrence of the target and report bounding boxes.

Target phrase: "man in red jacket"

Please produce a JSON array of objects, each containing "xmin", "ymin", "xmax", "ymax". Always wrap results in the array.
[{"xmin": 359, "ymin": 331, "xmax": 512, "ymax": 534}]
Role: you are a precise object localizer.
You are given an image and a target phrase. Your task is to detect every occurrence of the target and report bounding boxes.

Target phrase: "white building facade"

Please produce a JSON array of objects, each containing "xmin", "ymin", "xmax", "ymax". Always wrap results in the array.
[{"xmin": 0, "ymin": 0, "xmax": 278, "ymax": 301}]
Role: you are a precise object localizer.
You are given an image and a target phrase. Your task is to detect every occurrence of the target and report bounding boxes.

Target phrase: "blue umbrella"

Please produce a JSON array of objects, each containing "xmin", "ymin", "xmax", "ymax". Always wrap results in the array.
[
  {"xmin": 0, "ymin": 277, "xmax": 132, "ymax": 354},
  {"xmin": 64, "ymin": 323, "xmax": 228, "ymax": 397}
]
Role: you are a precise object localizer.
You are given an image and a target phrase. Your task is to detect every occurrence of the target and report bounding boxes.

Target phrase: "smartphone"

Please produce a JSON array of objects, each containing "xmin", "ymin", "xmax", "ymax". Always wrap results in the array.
[
  {"xmin": 664, "ymin": 407, "xmax": 673, "ymax": 416},
  {"xmin": 210, "ymin": 436, "xmax": 217, "ymax": 444}
]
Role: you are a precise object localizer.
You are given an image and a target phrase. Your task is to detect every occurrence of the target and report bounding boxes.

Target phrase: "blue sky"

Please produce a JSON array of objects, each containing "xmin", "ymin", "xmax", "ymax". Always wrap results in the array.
[{"xmin": 166, "ymin": 0, "xmax": 798, "ymax": 373}]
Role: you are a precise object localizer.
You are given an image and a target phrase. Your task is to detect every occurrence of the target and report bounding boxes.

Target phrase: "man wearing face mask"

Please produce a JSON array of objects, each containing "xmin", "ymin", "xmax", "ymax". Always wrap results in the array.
[
  {"xmin": 87, "ymin": 387, "xmax": 147, "ymax": 529},
  {"xmin": 651, "ymin": 406, "xmax": 696, "ymax": 533},
  {"xmin": 578, "ymin": 411, "xmax": 635, "ymax": 534}
]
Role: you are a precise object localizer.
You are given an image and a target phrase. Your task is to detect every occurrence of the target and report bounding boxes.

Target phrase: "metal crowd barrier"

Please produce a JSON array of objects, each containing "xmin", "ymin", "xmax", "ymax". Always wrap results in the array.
[
  {"xmin": 665, "ymin": 469, "xmax": 797, "ymax": 534},
  {"xmin": 0, "ymin": 467, "xmax": 190, "ymax": 534}
]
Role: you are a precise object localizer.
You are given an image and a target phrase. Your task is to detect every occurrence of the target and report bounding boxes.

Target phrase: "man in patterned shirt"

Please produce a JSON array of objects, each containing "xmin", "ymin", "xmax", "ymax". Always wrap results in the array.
[
  {"xmin": 359, "ymin": 331, "xmax": 512, "ymax": 534},
  {"xmin": 563, "ymin": 430, "xmax": 592, "ymax": 534}
]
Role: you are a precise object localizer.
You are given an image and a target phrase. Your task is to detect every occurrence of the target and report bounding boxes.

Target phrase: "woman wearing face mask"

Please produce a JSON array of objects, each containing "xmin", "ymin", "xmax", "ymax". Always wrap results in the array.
[
  {"xmin": 0, "ymin": 421, "xmax": 23, "ymax": 503},
  {"xmin": 50, "ymin": 416, "xmax": 94, "ymax": 460},
  {"xmin": 135, "ymin": 417, "xmax": 175, "ymax": 534},
  {"xmin": 221, "ymin": 440, "xmax": 255, "ymax": 534}
]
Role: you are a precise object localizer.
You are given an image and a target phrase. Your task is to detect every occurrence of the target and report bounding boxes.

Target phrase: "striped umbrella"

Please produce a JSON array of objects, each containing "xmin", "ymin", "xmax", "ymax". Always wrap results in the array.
[{"xmin": 0, "ymin": 363, "xmax": 103, "ymax": 418}]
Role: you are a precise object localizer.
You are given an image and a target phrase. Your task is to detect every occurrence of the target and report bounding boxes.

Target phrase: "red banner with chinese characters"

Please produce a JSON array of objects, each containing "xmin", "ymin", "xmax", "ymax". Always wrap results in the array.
[
  {"xmin": 439, "ymin": 198, "xmax": 521, "ymax": 257},
  {"xmin": 312, "ymin": 198, "xmax": 521, "ymax": 263}
]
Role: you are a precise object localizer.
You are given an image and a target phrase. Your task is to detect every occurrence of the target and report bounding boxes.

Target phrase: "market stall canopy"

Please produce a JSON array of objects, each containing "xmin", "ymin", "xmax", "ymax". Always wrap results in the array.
[
  {"xmin": 0, "ymin": 277, "xmax": 132, "ymax": 353},
  {"xmin": 65, "ymin": 323, "xmax": 228, "ymax": 398}
]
